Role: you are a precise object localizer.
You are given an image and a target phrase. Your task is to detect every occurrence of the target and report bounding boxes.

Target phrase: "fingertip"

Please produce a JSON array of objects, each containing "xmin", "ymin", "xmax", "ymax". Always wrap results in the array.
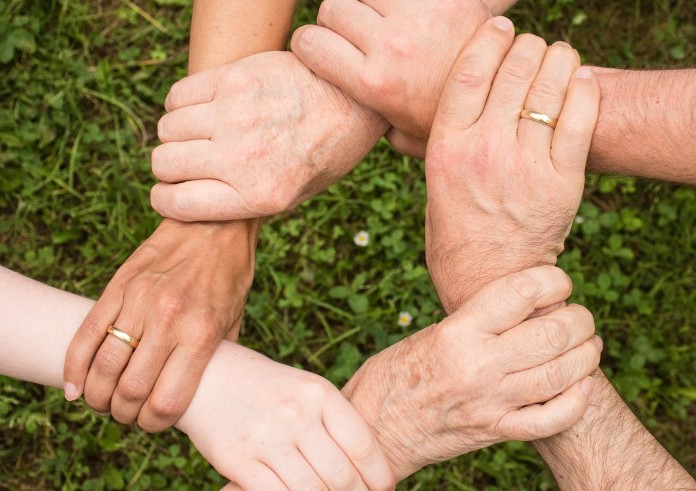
[
  {"xmin": 579, "ymin": 376, "xmax": 594, "ymax": 397},
  {"xmin": 574, "ymin": 66, "xmax": 593, "ymax": 79},
  {"xmin": 64, "ymin": 382, "xmax": 82, "ymax": 401},
  {"xmin": 290, "ymin": 24, "xmax": 317, "ymax": 54},
  {"xmin": 492, "ymin": 16, "xmax": 514, "ymax": 32}
]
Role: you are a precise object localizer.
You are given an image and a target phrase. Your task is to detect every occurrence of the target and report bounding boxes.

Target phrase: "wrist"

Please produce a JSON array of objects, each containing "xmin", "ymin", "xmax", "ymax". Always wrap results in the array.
[{"xmin": 481, "ymin": 0, "xmax": 518, "ymax": 15}]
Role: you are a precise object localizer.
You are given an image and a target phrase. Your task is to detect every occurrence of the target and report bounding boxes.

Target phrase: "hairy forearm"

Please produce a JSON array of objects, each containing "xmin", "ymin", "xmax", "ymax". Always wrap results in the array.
[
  {"xmin": 588, "ymin": 68, "xmax": 696, "ymax": 185},
  {"xmin": 534, "ymin": 369, "xmax": 694, "ymax": 489}
]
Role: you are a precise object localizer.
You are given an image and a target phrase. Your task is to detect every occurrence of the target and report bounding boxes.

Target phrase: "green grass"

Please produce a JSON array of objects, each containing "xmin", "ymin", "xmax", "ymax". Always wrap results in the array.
[{"xmin": 1, "ymin": 0, "xmax": 694, "ymax": 489}]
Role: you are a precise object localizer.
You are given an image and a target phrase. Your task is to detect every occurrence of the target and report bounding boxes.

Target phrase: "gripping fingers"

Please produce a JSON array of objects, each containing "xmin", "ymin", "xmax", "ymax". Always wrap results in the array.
[
  {"xmin": 226, "ymin": 461, "xmax": 288, "ymax": 491},
  {"xmin": 63, "ymin": 288, "xmax": 123, "ymax": 401},
  {"xmin": 151, "ymin": 180, "xmax": 248, "ymax": 222},
  {"xmin": 504, "ymin": 336, "xmax": 603, "ymax": 406},
  {"xmin": 430, "ymin": 17, "xmax": 515, "ymax": 139},
  {"xmin": 151, "ymin": 140, "xmax": 224, "ymax": 184},
  {"xmin": 550, "ymin": 66, "xmax": 600, "ymax": 179},
  {"xmin": 518, "ymin": 41, "xmax": 581, "ymax": 148},
  {"xmin": 157, "ymin": 103, "xmax": 217, "ymax": 143},
  {"xmin": 322, "ymin": 394, "xmax": 395, "ymax": 491},
  {"xmin": 450, "ymin": 266, "xmax": 573, "ymax": 335},
  {"xmin": 317, "ymin": 0, "xmax": 381, "ymax": 53},
  {"xmin": 501, "ymin": 376, "xmax": 595, "ymax": 441},
  {"xmin": 497, "ymin": 303, "xmax": 595, "ymax": 372},
  {"xmin": 263, "ymin": 450, "xmax": 328, "ymax": 491}
]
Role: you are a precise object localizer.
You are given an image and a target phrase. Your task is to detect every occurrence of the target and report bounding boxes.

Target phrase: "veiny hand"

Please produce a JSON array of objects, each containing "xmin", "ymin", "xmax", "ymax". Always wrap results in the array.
[
  {"xmin": 63, "ymin": 219, "xmax": 258, "ymax": 432},
  {"xmin": 150, "ymin": 51, "xmax": 389, "ymax": 222},
  {"xmin": 177, "ymin": 341, "xmax": 395, "ymax": 491},
  {"xmin": 342, "ymin": 266, "xmax": 601, "ymax": 481},
  {"xmin": 291, "ymin": 0, "xmax": 493, "ymax": 157},
  {"xmin": 423, "ymin": 18, "xmax": 600, "ymax": 312}
]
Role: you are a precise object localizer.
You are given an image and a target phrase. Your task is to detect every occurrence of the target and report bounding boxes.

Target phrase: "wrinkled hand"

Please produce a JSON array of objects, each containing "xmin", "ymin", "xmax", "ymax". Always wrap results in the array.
[
  {"xmin": 177, "ymin": 341, "xmax": 395, "ymax": 491},
  {"xmin": 342, "ymin": 266, "xmax": 601, "ymax": 481},
  {"xmin": 63, "ymin": 219, "xmax": 258, "ymax": 431},
  {"xmin": 424, "ymin": 19, "xmax": 600, "ymax": 312},
  {"xmin": 150, "ymin": 51, "xmax": 388, "ymax": 222},
  {"xmin": 291, "ymin": 0, "xmax": 493, "ymax": 157}
]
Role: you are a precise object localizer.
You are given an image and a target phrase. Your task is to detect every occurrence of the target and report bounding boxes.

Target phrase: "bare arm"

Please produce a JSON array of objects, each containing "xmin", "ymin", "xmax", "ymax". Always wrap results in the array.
[
  {"xmin": 589, "ymin": 68, "xmax": 696, "ymax": 185},
  {"xmin": 534, "ymin": 371, "xmax": 695, "ymax": 489}
]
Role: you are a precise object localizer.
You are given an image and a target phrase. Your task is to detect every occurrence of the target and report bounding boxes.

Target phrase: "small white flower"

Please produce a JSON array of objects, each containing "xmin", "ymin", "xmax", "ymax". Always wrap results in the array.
[
  {"xmin": 397, "ymin": 311, "xmax": 413, "ymax": 327},
  {"xmin": 574, "ymin": 215, "xmax": 585, "ymax": 224},
  {"xmin": 353, "ymin": 230, "xmax": 369, "ymax": 247}
]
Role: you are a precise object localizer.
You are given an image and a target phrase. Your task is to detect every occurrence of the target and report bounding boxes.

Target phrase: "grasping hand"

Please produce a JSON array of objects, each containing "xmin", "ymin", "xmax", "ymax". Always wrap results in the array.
[
  {"xmin": 63, "ymin": 219, "xmax": 258, "ymax": 431},
  {"xmin": 150, "ymin": 51, "xmax": 388, "ymax": 222},
  {"xmin": 177, "ymin": 342, "xmax": 395, "ymax": 491},
  {"xmin": 423, "ymin": 18, "xmax": 600, "ymax": 312},
  {"xmin": 291, "ymin": 0, "xmax": 493, "ymax": 157},
  {"xmin": 342, "ymin": 266, "xmax": 601, "ymax": 482}
]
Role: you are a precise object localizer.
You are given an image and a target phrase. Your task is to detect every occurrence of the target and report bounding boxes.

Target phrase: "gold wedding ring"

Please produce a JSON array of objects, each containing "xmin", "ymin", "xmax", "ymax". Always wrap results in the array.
[
  {"xmin": 107, "ymin": 326, "xmax": 140, "ymax": 349},
  {"xmin": 520, "ymin": 109, "xmax": 558, "ymax": 129}
]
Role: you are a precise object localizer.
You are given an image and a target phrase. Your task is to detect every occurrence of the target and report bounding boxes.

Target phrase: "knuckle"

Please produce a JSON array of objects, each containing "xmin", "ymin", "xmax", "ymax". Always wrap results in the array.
[
  {"xmin": 94, "ymin": 349, "xmax": 124, "ymax": 377},
  {"xmin": 508, "ymin": 272, "xmax": 541, "ymax": 302},
  {"xmin": 358, "ymin": 70, "xmax": 390, "ymax": 99},
  {"xmin": 188, "ymin": 319, "xmax": 222, "ymax": 350},
  {"xmin": 500, "ymin": 58, "xmax": 537, "ymax": 83},
  {"xmin": 541, "ymin": 318, "xmax": 569, "ymax": 352},
  {"xmin": 528, "ymin": 77, "xmax": 561, "ymax": 100},
  {"xmin": 331, "ymin": 464, "xmax": 358, "ymax": 489},
  {"xmin": 81, "ymin": 317, "xmax": 107, "ymax": 340},
  {"xmin": 149, "ymin": 392, "xmax": 186, "ymax": 421},
  {"xmin": 118, "ymin": 376, "xmax": 151, "ymax": 403},
  {"xmin": 156, "ymin": 293, "xmax": 187, "ymax": 319},
  {"xmin": 450, "ymin": 62, "xmax": 487, "ymax": 89},
  {"xmin": 543, "ymin": 360, "xmax": 566, "ymax": 393},
  {"xmin": 348, "ymin": 431, "xmax": 380, "ymax": 463},
  {"xmin": 384, "ymin": 34, "xmax": 415, "ymax": 61},
  {"xmin": 316, "ymin": 0, "xmax": 335, "ymax": 25}
]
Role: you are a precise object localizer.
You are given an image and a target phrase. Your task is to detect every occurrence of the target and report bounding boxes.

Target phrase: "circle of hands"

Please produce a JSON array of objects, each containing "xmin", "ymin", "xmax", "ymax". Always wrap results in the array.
[{"xmin": 63, "ymin": 1, "xmax": 604, "ymax": 489}]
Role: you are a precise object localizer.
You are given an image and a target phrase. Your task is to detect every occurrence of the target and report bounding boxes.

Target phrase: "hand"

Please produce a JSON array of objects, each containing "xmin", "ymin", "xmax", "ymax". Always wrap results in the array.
[
  {"xmin": 177, "ymin": 342, "xmax": 395, "ymax": 491},
  {"xmin": 342, "ymin": 266, "xmax": 601, "ymax": 481},
  {"xmin": 150, "ymin": 51, "xmax": 389, "ymax": 222},
  {"xmin": 423, "ymin": 19, "xmax": 600, "ymax": 312},
  {"xmin": 291, "ymin": 0, "xmax": 493, "ymax": 157},
  {"xmin": 63, "ymin": 219, "xmax": 258, "ymax": 431}
]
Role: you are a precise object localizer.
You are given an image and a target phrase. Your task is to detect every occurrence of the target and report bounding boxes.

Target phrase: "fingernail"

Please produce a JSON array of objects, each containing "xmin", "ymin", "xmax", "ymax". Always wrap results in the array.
[
  {"xmin": 64, "ymin": 382, "xmax": 81, "ymax": 401},
  {"xmin": 575, "ymin": 66, "xmax": 593, "ymax": 79},
  {"xmin": 580, "ymin": 377, "xmax": 594, "ymax": 397},
  {"xmin": 553, "ymin": 40, "xmax": 572, "ymax": 48},
  {"xmin": 493, "ymin": 16, "xmax": 513, "ymax": 32},
  {"xmin": 592, "ymin": 335, "xmax": 604, "ymax": 352},
  {"xmin": 95, "ymin": 411, "xmax": 110, "ymax": 417}
]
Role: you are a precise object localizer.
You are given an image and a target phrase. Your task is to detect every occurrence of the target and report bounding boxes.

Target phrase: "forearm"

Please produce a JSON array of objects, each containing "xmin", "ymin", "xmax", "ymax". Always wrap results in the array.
[
  {"xmin": 484, "ymin": 0, "xmax": 519, "ymax": 15},
  {"xmin": 189, "ymin": 0, "xmax": 297, "ymax": 73},
  {"xmin": 534, "ymin": 369, "xmax": 694, "ymax": 489},
  {"xmin": 588, "ymin": 68, "xmax": 696, "ymax": 185}
]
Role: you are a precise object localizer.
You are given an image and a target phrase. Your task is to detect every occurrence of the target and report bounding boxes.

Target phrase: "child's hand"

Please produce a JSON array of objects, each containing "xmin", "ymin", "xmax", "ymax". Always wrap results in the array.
[{"xmin": 176, "ymin": 342, "xmax": 395, "ymax": 490}]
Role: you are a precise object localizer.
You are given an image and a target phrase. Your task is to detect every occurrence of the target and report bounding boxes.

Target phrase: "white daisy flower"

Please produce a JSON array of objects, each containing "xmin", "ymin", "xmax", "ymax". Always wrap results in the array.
[
  {"xmin": 574, "ymin": 215, "xmax": 585, "ymax": 224},
  {"xmin": 397, "ymin": 311, "xmax": 413, "ymax": 327},
  {"xmin": 353, "ymin": 230, "xmax": 369, "ymax": 247}
]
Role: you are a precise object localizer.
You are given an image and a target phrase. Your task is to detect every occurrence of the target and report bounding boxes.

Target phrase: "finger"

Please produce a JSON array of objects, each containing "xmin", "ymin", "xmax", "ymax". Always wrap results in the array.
[
  {"xmin": 229, "ymin": 461, "xmax": 288, "ymax": 491},
  {"xmin": 137, "ymin": 337, "xmax": 220, "ymax": 432},
  {"xmin": 164, "ymin": 69, "xmax": 219, "ymax": 112},
  {"xmin": 496, "ymin": 303, "xmax": 595, "ymax": 372},
  {"xmin": 317, "ymin": 0, "xmax": 381, "ymax": 53},
  {"xmin": 451, "ymin": 265, "xmax": 573, "ymax": 335},
  {"xmin": 110, "ymin": 326, "xmax": 172, "ymax": 425},
  {"xmin": 501, "ymin": 375, "xmax": 595, "ymax": 441},
  {"xmin": 430, "ymin": 17, "xmax": 515, "ymax": 138},
  {"xmin": 386, "ymin": 127, "xmax": 426, "ymax": 159},
  {"xmin": 150, "ymin": 180, "xmax": 252, "ymax": 222},
  {"xmin": 264, "ymin": 450, "xmax": 328, "ymax": 491},
  {"xmin": 550, "ymin": 66, "xmax": 600, "ymax": 179},
  {"xmin": 157, "ymin": 103, "xmax": 217, "ymax": 143},
  {"xmin": 357, "ymin": 0, "xmax": 392, "ymax": 16},
  {"xmin": 322, "ymin": 395, "xmax": 395, "ymax": 491},
  {"xmin": 298, "ymin": 432, "xmax": 365, "ymax": 491},
  {"xmin": 518, "ymin": 41, "xmax": 580, "ymax": 149},
  {"xmin": 504, "ymin": 336, "xmax": 602, "ymax": 406},
  {"xmin": 481, "ymin": 33, "xmax": 547, "ymax": 127},
  {"xmin": 63, "ymin": 287, "xmax": 122, "ymax": 400},
  {"xmin": 151, "ymin": 140, "xmax": 225, "ymax": 183},
  {"xmin": 83, "ymin": 315, "xmax": 142, "ymax": 414},
  {"xmin": 291, "ymin": 25, "xmax": 366, "ymax": 102}
]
